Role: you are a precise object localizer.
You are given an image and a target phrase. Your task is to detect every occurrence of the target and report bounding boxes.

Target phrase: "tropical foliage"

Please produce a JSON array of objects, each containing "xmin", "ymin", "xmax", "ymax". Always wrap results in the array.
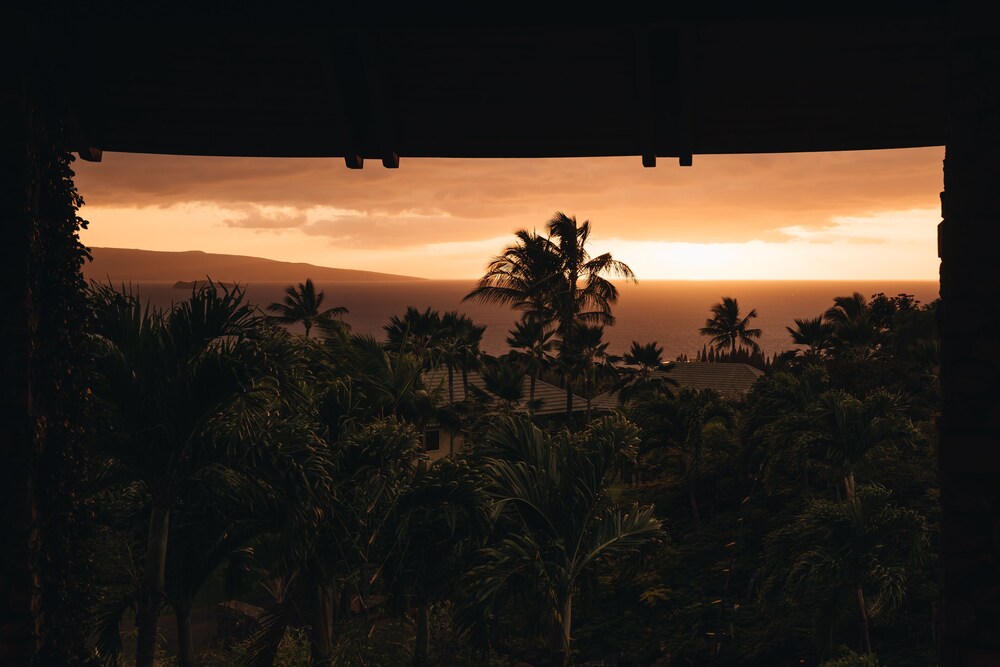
[
  {"xmin": 699, "ymin": 296, "xmax": 762, "ymax": 354},
  {"xmin": 465, "ymin": 212, "xmax": 636, "ymax": 417},
  {"xmin": 266, "ymin": 278, "xmax": 348, "ymax": 338},
  {"xmin": 61, "ymin": 222, "xmax": 938, "ymax": 667}
]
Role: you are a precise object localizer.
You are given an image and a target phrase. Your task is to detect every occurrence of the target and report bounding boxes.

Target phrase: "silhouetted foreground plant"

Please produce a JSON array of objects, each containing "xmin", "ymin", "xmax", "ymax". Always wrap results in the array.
[
  {"xmin": 457, "ymin": 415, "xmax": 664, "ymax": 666},
  {"xmin": 465, "ymin": 212, "xmax": 635, "ymax": 417},
  {"xmin": 74, "ymin": 279, "xmax": 939, "ymax": 666},
  {"xmin": 89, "ymin": 282, "xmax": 328, "ymax": 667},
  {"xmin": 267, "ymin": 278, "xmax": 348, "ymax": 338}
]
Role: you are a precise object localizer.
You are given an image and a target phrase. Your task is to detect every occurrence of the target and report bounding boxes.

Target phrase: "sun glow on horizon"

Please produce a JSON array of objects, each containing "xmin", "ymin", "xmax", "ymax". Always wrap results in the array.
[
  {"xmin": 599, "ymin": 208, "xmax": 939, "ymax": 281},
  {"xmin": 80, "ymin": 206, "xmax": 939, "ymax": 281}
]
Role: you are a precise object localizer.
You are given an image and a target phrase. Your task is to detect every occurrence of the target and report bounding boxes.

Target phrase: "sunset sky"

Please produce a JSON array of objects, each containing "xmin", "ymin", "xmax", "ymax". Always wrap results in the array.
[{"xmin": 74, "ymin": 147, "xmax": 943, "ymax": 281}]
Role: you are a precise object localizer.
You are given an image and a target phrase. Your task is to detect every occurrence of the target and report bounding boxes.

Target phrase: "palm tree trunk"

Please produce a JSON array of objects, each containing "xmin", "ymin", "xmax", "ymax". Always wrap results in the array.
[
  {"xmin": 340, "ymin": 580, "xmax": 352, "ymax": 619},
  {"xmin": 530, "ymin": 372, "xmax": 537, "ymax": 403},
  {"xmin": 311, "ymin": 583, "xmax": 334, "ymax": 667},
  {"xmin": 844, "ymin": 472, "xmax": 856, "ymax": 501},
  {"xmin": 550, "ymin": 593, "xmax": 572, "ymax": 666},
  {"xmin": 136, "ymin": 503, "xmax": 170, "ymax": 667},
  {"xmin": 448, "ymin": 366, "xmax": 456, "ymax": 455},
  {"xmin": 413, "ymin": 601, "xmax": 430, "ymax": 666},
  {"xmin": 304, "ymin": 322, "xmax": 311, "ymax": 338},
  {"xmin": 857, "ymin": 585, "xmax": 873, "ymax": 655},
  {"xmin": 360, "ymin": 565, "xmax": 371, "ymax": 663},
  {"xmin": 565, "ymin": 382, "xmax": 573, "ymax": 419},
  {"xmin": 584, "ymin": 372, "xmax": 592, "ymax": 423},
  {"xmin": 688, "ymin": 479, "xmax": 702, "ymax": 532},
  {"xmin": 175, "ymin": 603, "xmax": 194, "ymax": 667}
]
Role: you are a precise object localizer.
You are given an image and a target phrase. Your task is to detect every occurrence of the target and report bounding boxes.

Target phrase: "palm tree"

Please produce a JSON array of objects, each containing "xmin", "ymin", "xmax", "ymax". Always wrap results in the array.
[
  {"xmin": 824, "ymin": 292, "xmax": 869, "ymax": 327},
  {"xmin": 623, "ymin": 341, "xmax": 664, "ymax": 377},
  {"xmin": 757, "ymin": 485, "xmax": 928, "ymax": 658},
  {"xmin": 89, "ymin": 282, "xmax": 300, "ymax": 667},
  {"xmin": 386, "ymin": 458, "xmax": 490, "ymax": 666},
  {"xmin": 160, "ymin": 412, "xmax": 327, "ymax": 667},
  {"xmin": 543, "ymin": 212, "xmax": 637, "ymax": 336},
  {"xmin": 787, "ymin": 316, "xmax": 834, "ymax": 356},
  {"xmin": 462, "ymin": 229, "xmax": 562, "ymax": 323},
  {"xmin": 647, "ymin": 388, "xmax": 733, "ymax": 530},
  {"xmin": 798, "ymin": 389, "xmax": 915, "ymax": 501},
  {"xmin": 459, "ymin": 415, "xmax": 663, "ymax": 666},
  {"xmin": 267, "ymin": 278, "xmax": 348, "ymax": 338},
  {"xmin": 338, "ymin": 334, "xmax": 438, "ymax": 425},
  {"xmin": 506, "ymin": 318, "xmax": 557, "ymax": 404},
  {"xmin": 566, "ymin": 323, "xmax": 611, "ymax": 422},
  {"xmin": 465, "ymin": 213, "xmax": 636, "ymax": 416},
  {"xmin": 321, "ymin": 419, "xmax": 424, "ymax": 665},
  {"xmin": 614, "ymin": 340, "xmax": 677, "ymax": 403},
  {"xmin": 384, "ymin": 306, "xmax": 443, "ymax": 360},
  {"xmin": 699, "ymin": 296, "xmax": 762, "ymax": 355},
  {"xmin": 471, "ymin": 359, "xmax": 527, "ymax": 411},
  {"xmin": 440, "ymin": 311, "xmax": 486, "ymax": 396},
  {"xmin": 739, "ymin": 366, "xmax": 830, "ymax": 493},
  {"xmin": 823, "ymin": 293, "xmax": 878, "ymax": 355},
  {"xmin": 242, "ymin": 418, "xmax": 426, "ymax": 667}
]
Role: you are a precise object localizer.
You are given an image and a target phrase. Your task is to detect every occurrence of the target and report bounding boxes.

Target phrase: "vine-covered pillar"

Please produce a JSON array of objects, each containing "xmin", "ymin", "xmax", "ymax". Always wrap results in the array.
[
  {"xmin": 0, "ymin": 84, "xmax": 45, "ymax": 667},
  {"xmin": 1, "ymin": 15, "xmax": 94, "ymax": 661},
  {"xmin": 938, "ymin": 6, "xmax": 1000, "ymax": 666}
]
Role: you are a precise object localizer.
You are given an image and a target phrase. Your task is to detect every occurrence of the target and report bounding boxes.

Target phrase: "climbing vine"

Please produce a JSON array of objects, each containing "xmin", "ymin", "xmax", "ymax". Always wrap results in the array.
[{"xmin": 29, "ymin": 109, "xmax": 100, "ymax": 665}]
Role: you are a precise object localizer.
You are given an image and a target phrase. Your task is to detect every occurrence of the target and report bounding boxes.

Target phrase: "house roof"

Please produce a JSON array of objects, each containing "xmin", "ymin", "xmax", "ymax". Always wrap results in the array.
[
  {"xmin": 590, "ymin": 361, "xmax": 764, "ymax": 406},
  {"xmin": 656, "ymin": 362, "xmax": 763, "ymax": 398},
  {"xmin": 423, "ymin": 367, "xmax": 613, "ymax": 417}
]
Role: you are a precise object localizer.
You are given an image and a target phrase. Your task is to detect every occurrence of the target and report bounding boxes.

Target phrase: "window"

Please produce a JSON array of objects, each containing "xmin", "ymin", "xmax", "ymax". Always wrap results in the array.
[{"xmin": 424, "ymin": 429, "xmax": 441, "ymax": 452}]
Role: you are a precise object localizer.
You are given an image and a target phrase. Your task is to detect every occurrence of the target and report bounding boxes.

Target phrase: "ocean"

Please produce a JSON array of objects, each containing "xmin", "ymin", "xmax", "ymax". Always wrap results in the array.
[{"xmin": 120, "ymin": 280, "xmax": 939, "ymax": 359}]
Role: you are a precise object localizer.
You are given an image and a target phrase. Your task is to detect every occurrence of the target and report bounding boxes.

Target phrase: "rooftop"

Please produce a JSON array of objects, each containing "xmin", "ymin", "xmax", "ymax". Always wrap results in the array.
[
  {"xmin": 424, "ymin": 367, "xmax": 609, "ymax": 417},
  {"xmin": 656, "ymin": 361, "xmax": 764, "ymax": 398}
]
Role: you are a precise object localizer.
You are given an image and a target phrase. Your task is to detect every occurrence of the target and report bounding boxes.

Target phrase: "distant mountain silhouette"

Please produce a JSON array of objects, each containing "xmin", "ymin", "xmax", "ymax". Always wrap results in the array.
[{"xmin": 84, "ymin": 248, "xmax": 425, "ymax": 282}]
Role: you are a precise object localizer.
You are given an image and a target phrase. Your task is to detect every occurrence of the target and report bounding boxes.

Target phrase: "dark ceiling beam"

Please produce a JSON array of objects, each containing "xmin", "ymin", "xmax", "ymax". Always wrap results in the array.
[
  {"xmin": 637, "ymin": 25, "xmax": 697, "ymax": 167},
  {"xmin": 677, "ymin": 26, "xmax": 696, "ymax": 167},
  {"xmin": 634, "ymin": 29, "xmax": 656, "ymax": 167},
  {"xmin": 362, "ymin": 31, "xmax": 400, "ymax": 169},
  {"xmin": 330, "ymin": 31, "xmax": 400, "ymax": 169},
  {"xmin": 322, "ymin": 31, "xmax": 365, "ymax": 169}
]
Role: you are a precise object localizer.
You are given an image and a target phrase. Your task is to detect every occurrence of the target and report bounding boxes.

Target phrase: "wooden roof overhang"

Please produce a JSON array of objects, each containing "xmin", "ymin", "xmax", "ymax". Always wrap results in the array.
[{"xmin": 46, "ymin": 5, "xmax": 948, "ymax": 167}]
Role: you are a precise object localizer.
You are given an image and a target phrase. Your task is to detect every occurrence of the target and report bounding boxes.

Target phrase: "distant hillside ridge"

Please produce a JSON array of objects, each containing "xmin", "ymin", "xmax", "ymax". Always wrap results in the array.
[{"xmin": 84, "ymin": 247, "xmax": 426, "ymax": 282}]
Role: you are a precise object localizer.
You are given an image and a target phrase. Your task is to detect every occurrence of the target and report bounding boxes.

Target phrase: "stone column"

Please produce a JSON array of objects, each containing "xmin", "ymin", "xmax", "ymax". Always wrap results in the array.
[{"xmin": 938, "ymin": 7, "xmax": 1000, "ymax": 666}]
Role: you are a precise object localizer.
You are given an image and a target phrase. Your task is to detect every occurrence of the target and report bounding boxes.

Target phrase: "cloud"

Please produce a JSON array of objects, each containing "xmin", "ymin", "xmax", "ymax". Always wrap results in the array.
[
  {"xmin": 299, "ymin": 210, "xmax": 515, "ymax": 249},
  {"xmin": 73, "ymin": 148, "xmax": 944, "ymax": 246},
  {"xmin": 222, "ymin": 204, "xmax": 307, "ymax": 229},
  {"xmin": 774, "ymin": 208, "xmax": 938, "ymax": 244}
]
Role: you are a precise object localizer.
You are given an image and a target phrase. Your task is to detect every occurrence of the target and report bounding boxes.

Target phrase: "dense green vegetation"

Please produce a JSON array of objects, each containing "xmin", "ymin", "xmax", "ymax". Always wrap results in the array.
[{"xmin": 70, "ymin": 219, "xmax": 939, "ymax": 666}]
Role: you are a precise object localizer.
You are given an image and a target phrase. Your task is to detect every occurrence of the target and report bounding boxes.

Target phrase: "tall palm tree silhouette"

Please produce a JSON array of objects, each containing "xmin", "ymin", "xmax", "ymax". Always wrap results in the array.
[
  {"xmin": 699, "ymin": 296, "xmax": 762, "ymax": 355},
  {"xmin": 267, "ymin": 278, "xmax": 348, "ymax": 338},
  {"xmin": 787, "ymin": 316, "xmax": 833, "ymax": 356},
  {"xmin": 505, "ymin": 318, "xmax": 556, "ymax": 404},
  {"xmin": 465, "ymin": 212, "xmax": 635, "ymax": 415}
]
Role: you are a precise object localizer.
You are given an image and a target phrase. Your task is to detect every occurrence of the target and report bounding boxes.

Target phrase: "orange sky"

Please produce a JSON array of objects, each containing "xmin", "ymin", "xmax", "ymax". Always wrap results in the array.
[{"xmin": 74, "ymin": 147, "xmax": 943, "ymax": 280}]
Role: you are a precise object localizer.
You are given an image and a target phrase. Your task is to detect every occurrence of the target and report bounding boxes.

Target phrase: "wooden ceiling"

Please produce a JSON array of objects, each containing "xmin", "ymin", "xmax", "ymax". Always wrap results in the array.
[{"xmin": 50, "ymin": 5, "xmax": 949, "ymax": 166}]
